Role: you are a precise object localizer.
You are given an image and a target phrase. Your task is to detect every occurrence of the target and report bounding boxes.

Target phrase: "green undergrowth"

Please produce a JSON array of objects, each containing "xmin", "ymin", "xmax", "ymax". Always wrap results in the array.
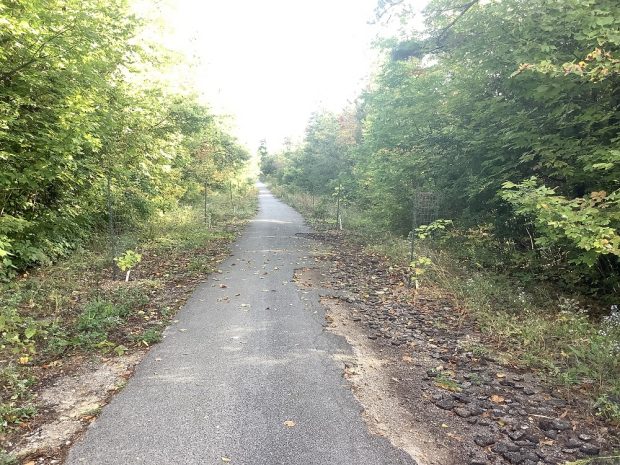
[
  {"xmin": 0, "ymin": 189, "xmax": 257, "ymax": 437},
  {"xmin": 273, "ymin": 185, "xmax": 620, "ymax": 425}
]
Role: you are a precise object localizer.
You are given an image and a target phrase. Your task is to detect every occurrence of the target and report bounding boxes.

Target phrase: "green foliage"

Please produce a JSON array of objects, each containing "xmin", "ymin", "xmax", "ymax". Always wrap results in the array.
[
  {"xmin": 0, "ymin": 403, "xmax": 36, "ymax": 432},
  {"xmin": 0, "ymin": 0, "xmax": 250, "ymax": 278},
  {"xmin": 0, "ymin": 365, "xmax": 35, "ymax": 432},
  {"xmin": 595, "ymin": 395, "xmax": 620, "ymax": 424},
  {"xmin": 114, "ymin": 250, "xmax": 142, "ymax": 272},
  {"xmin": 409, "ymin": 256, "xmax": 432, "ymax": 289},
  {"xmin": 269, "ymin": 0, "xmax": 620, "ymax": 300},
  {"xmin": 433, "ymin": 371, "xmax": 461, "ymax": 392},
  {"xmin": 0, "ymin": 451, "xmax": 17, "ymax": 465},
  {"xmin": 75, "ymin": 299, "xmax": 128, "ymax": 348},
  {"xmin": 0, "ymin": 304, "xmax": 44, "ymax": 364},
  {"xmin": 132, "ymin": 327, "xmax": 162, "ymax": 346},
  {"xmin": 502, "ymin": 178, "xmax": 620, "ymax": 266},
  {"xmin": 415, "ymin": 220, "xmax": 453, "ymax": 240},
  {"xmin": 271, "ymin": 111, "xmax": 358, "ymax": 196}
]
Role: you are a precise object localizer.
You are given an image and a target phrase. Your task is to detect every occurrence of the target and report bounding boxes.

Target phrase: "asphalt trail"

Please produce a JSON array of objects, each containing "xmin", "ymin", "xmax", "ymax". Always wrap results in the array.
[{"xmin": 66, "ymin": 184, "xmax": 416, "ymax": 465}]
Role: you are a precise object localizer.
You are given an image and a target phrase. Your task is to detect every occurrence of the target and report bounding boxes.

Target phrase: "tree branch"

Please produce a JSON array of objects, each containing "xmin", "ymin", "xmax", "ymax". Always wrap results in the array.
[{"xmin": 1, "ymin": 23, "xmax": 78, "ymax": 81}]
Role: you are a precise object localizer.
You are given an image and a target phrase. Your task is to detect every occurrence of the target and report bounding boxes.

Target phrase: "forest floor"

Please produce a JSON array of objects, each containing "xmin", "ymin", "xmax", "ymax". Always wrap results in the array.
[{"xmin": 293, "ymin": 231, "xmax": 620, "ymax": 465}]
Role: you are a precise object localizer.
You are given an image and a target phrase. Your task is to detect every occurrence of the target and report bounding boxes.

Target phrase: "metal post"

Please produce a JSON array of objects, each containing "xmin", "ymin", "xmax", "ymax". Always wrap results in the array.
[
  {"xmin": 107, "ymin": 175, "xmax": 118, "ymax": 280},
  {"xmin": 336, "ymin": 183, "xmax": 341, "ymax": 231},
  {"xmin": 204, "ymin": 181, "xmax": 208, "ymax": 224}
]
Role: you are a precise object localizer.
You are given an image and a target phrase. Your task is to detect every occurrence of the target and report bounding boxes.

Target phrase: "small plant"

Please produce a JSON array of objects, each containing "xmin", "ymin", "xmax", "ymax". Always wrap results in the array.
[
  {"xmin": 409, "ymin": 255, "xmax": 432, "ymax": 289},
  {"xmin": 114, "ymin": 250, "xmax": 142, "ymax": 282},
  {"xmin": 113, "ymin": 344, "xmax": 128, "ymax": 356},
  {"xmin": 0, "ymin": 364, "xmax": 36, "ymax": 432},
  {"xmin": 0, "ymin": 402, "xmax": 37, "ymax": 433},
  {"xmin": 0, "ymin": 450, "xmax": 17, "ymax": 465},
  {"xmin": 467, "ymin": 372, "xmax": 483, "ymax": 386},
  {"xmin": 434, "ymin": 372, "xmax": 462, "ymax": 392},
  {"xmin": 133, "ymin": 327, "xmax": 162, "ymax": 346},
  {"xmin": 415, "ymin": 219, "xmax": 453, "ymax": 240},
  {"xmin": 0, "ymin": 305, "xmax": 43, "ymax": 365},
  {"xmin": 458, "ymin": 336, "xmax": 491, "ymax": 358},
  {"xmin": 75, "ymin": 299, "xmax": 128, "ymax": 348},
  {"xmin": 594, "ymin": 395, "xmax": 620, "ymax": 425}
]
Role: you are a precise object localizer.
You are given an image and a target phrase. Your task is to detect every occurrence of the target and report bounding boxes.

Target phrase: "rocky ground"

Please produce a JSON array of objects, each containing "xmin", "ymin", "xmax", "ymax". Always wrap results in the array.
[{"xmin": 294, "ymin": 232, "xmax": 620, "ymax": 465}]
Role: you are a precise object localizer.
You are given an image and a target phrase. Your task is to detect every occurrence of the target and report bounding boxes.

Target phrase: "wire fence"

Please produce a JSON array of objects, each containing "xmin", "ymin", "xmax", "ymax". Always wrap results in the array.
[{"xmin": 409, "ymin": 190, "xmax": 440, "ymax": 262}]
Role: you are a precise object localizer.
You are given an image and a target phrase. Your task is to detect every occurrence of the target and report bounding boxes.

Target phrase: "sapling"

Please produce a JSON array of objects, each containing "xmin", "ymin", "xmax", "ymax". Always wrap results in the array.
[{"xmin": 114, "ymin": 250, "xmax": 142, "ymax": 282}]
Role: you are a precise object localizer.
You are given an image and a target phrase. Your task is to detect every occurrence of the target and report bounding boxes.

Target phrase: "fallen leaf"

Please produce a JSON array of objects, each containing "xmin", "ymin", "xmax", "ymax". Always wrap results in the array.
[
  {"xmin": 283, "ymin": 420, "xmax": 296, "ymax": 427},
  {"xmin": 447, "ymin": 432, "xmax": 464, "ymax": 441},
  {"xmin": 490, "ymin": 394, "xmax": 505, "ymax": 404}
]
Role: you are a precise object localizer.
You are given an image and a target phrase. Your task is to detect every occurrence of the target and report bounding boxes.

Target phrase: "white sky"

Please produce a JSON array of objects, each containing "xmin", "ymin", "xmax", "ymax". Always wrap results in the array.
[{"xmin": 139, "ymin": 0, "xmax": 427, "ymax": 152}]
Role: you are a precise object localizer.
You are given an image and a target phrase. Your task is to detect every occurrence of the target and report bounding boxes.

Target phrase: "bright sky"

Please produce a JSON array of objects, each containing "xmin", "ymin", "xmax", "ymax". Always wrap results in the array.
[{"xmin": 140, "ymin": 0, "xmax": 427, "ymax": 151}]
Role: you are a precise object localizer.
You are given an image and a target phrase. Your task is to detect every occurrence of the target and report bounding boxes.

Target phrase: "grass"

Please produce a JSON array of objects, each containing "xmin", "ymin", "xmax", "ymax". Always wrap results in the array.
[
  {"xmin": 0, "ymin": 187, "xmax": 257, "ymax": 437},
  {"xmin": 273, "ymin": 185, "xmax": 620, "ymax": 425},
  {"xmin": 434, "ymin": 371, "xmax": 462, "ymax": 392},
  {"xmin": 0, "ymin": 451, "xmax": 16, "ymax": 465}
]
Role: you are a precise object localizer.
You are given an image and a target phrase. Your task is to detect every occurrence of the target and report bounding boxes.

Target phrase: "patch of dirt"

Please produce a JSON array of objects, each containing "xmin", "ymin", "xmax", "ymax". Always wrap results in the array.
[
  {"xmin": 293, "ymin": 234, "xmax": 620, "ymax": 465},
  {"xmin": 7, "ymin": 352, "xmax": 144, "ymax": 462},
  {"xmin": 322, "ymin": 296, "xmax": 453, "ymax": 465},
  {"xmin": 293, "ymin": 266, "xmax": 325, "ymax": 288}
]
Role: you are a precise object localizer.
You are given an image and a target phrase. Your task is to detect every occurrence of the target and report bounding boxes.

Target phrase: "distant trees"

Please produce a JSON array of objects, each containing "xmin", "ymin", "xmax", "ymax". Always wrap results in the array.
[
  {"xmin": 266, "ymin": 0, "xmax": 620, "ymax": 299},
  {"xmin": 0, "ymin": 0, "xmax": 248, "ymax": 277}
]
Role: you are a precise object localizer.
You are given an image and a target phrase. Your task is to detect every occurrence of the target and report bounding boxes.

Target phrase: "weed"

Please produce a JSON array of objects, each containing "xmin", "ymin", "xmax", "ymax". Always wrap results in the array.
[
  {"xmin": 0, "ymin": 451, "xmax": 17, "ymax": 465},
  {"xmin": 80, "ymin": 405, "xmax": 102, "ymax": 417},
  {"xmin": 108, "ymin": 284, "xmax": 150, "ymax": 310},
  {"xmin": 434, "ymin": 372, "xmax": 462, "ymax": 392},
  {"xmin": 75, "ymin": 299, "xmax": 128, "ymax": 348},
  {"xmin": 44, "ymin": 321, "xmax": 72, "ymax": 356},
  {"xmin": 132, "ymin": 327, "xmax": 162, "ymax": 346},
  {"xmin": 188, "ymin": 256, "xmax": 213, "ymax": 273},
  {"xmin": 466, "ymin": 372, "xmax": 483, "ymax": 386},
  {"xmin": 595, "ymin": 395, "xmax": 620, "ymax": 425},
  {"xmin": 458, "ymin": 336, "xmax": 490, "ymax": 358},
  {"xmin": 0, "ymin": 402, "xmax": 36, "ymax": 432},
  {"xmin": 0, "ymin": 365, "xmax": 36, "ymax": 431}
]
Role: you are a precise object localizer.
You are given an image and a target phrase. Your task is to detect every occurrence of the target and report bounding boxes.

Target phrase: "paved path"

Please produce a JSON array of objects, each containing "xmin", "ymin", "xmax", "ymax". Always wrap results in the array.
[{"xmin": 66, "ymin": 184, "xmax": 415, "ymax": 465}]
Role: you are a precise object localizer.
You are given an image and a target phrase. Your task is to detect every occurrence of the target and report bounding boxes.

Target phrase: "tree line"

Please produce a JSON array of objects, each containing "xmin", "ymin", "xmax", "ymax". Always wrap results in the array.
[
  {"xmin": 0, "ymin": 0, "xmax": 248, "ymax": 278},
  {"xmin": 262, "ymin": 0, "xmax": 619, "ymax": 302}
]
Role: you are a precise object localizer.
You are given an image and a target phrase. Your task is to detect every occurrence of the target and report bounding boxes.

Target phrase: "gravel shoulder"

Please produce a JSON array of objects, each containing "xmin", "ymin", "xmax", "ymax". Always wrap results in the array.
[{"xmin": 293, "ymin": 232, "xmax": 620, "ymax": 465}]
